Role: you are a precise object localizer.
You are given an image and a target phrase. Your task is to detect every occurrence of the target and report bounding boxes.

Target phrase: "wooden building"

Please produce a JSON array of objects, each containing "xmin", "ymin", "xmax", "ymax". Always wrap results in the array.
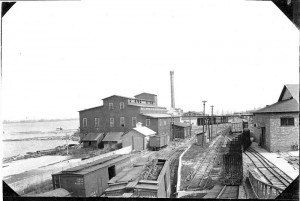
[
  {"xmin": 52, "ymin": 155, "xmax": 131, "ymax": 197},
  {"xmin": 102, "ymin": 132, "xmax": 123, "ymax": 150},
  {"xmin": 253, "ymin": 84, "xmax": 299, "ymax": 152},
  {"xmin": 81, "ymin": 133, "xmax": 104, "ymax": 148},
  {"xmin": 122, "ymin": 122, "xmax": 156, "ymax": 151},
  {"xmin": 78, "ymin": 93, "xmax": 179, "ymax": 140},
  {"xmin": 172, "ymin": 122, "xmax": 191, "ymax": 139}
]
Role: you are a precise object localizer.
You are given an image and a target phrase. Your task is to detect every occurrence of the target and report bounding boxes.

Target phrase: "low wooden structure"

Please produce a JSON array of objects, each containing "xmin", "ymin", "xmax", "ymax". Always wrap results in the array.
[
  {"xmin": 102, "ymin": 132, "xmax": 123, "ymax": 150},
  {"xmin": 196, "ymin": 132, "xmax": 205, "ymax": 147},
  {"xmin": 81, "ymin": 133, "xmax": 104, "ymax": 148},
  {"xmin": 172, "ymin": 122, "xmax": 191, "ymax": 139},
  {"xmin": 52, "ymin": 154, "xmax": 131, "ymax": 197},
  {"xmin": 122, "ymin": 125, "xmax": 156, "ymax": 151}
]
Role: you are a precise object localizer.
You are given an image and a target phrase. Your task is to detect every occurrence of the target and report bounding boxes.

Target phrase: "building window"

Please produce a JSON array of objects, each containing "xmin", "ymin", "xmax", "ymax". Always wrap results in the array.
[
  {"xmin": 281, "ymin": 117, "xmax": 294, "ymax": 126},
  {"xmin": 109, "ymin": 103, "xmax": 114, "ymax": 110},
  {"xmin": 83, "ymin": 118, "xmax": 87, "ymax": 127},
  {"xmin": 159, "ymin": 119, "xmax": 162, "ymax": 126},
  {"xmin": 146, "ymin": 119, "xmax": 150, "ymax": 126},
  {"xmin": 132, "ymin": 117, "xmax": 137, "ymax": 127},
  {"xmin": 110, "ymin": 118, "xmax": 114, "ymax": 127},
  {"xmin": 95, "ymin": 118, "xmax": 100, "ymax": 127},
  {"xmin": 164, "ymin": 120, "xmax": 167, "ymax": 125},
  {"xmin": 120, "ymin": 117, "xmax": 125, "ymax": 127},
  {"xmin": 120, "ymin": 102, "xmax": 125, "ymax": 110}
]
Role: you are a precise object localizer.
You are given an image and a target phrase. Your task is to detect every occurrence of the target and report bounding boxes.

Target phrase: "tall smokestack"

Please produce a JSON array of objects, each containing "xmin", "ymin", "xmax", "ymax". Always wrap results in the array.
[{"xmin": 170, "ymin": 70, "xmax": 175, "ymax": 108}]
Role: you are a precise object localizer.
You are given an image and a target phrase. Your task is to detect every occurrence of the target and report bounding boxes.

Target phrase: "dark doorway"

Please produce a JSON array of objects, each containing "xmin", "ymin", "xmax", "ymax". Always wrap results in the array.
[
  {"xmin": 261, "ymin": 127, "xmax": 266, "ymax": 147},
  {"xmin": 108, "ymin": 165, "xmax": 116, "ymax": 180}
]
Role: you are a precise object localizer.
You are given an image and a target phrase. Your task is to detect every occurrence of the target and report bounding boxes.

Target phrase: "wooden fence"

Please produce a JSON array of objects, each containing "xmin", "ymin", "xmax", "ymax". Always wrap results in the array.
[{"xmin": 248, "ymin": 170, "xmax": 283, "ymax": 199}]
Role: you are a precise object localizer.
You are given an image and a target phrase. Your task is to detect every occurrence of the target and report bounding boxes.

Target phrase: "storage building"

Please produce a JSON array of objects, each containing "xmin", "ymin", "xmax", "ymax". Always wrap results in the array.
[
  {"xmin": 172, "ymin": 122, "xmax": 191, "ymax": 139},
  {"xmin": 253, "ymin": 84, "xmax": 299, "ymax": 152},
  {"xmin": 52, "ymin": 154, "xmax": 131, "ymax": 197},
  {"xmin": 81, "ymin": 133, "xmax": 104, "ymax": 148},
  {"xmin": 102, "ymin": 132, "xmax": 123, "ymax": 150},
  {"xmin": 122, "ymin": 122, "xmax": 156, "ymax": 151}
]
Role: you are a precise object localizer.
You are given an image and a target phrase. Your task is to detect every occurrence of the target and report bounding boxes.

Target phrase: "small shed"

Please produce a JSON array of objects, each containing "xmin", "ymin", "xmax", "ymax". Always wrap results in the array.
[
  {"xmin": 122, "ymin": 122, "xmax": 156, "ymax": 151},
  {"xmin": 172, "ymin": 122, "xmax": 191, "ymax": 139},
  {"xmin": 52, "ymin": 154, "xmax": 131, "ymax": 197},
  {"xmin": 196, "ymin": 132, "xmax": 205, "ymax": 147},
  {"xmin": 81, "ymin": 133, "xmax": 104, "ymax": 148},
  {"xmin": 102, "ymin": 132, "xmax": 123, "ymax": 150}
]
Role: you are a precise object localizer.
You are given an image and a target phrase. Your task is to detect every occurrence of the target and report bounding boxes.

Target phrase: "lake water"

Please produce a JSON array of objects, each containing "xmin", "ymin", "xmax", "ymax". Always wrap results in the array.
[{"xmin": 2, "ymin": 120, "xmax": 79, "ymax": 158}]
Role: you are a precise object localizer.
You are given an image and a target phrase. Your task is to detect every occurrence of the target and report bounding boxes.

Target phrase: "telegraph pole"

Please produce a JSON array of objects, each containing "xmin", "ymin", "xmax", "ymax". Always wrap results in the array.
[
  {"xmin": 202, "ymin": 100, "xmax": 207, "ymax": 133},
  {"xmin": 211, "ymin": 105, "xmax": 214, "ymax": 140}
]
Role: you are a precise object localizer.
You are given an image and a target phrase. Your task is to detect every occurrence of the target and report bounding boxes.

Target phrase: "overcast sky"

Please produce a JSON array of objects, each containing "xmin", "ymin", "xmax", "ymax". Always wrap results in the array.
[{"xmin": 2, "ymin": 0, "xmax": 299, "ymax": 120}]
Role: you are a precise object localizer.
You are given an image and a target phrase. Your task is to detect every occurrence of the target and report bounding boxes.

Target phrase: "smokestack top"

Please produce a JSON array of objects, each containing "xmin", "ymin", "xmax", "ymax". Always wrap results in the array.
[{"xmin": 170, "ymin": 70, "xmax": 175, "ymax": 108}]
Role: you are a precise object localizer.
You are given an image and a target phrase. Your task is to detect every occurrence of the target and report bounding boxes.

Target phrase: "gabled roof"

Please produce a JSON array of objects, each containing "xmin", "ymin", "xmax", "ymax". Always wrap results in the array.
[
  {"xmin": 134, "ymin": 92, "xmax": 157, "ymax": 97},
  {"xmin": 173, "ymin": 122, "xmax": 191, "ymax": 128},
  {"xmin": 102, "ymin": 95, "xmax": 134, "ymax": 100},
  {"xmin": 253, "ymin": 98, "xmax": 299, "ymax": 114},
  {"xmin": 278, "ymin": 84, "xmax": 299, "ymax": 103},
  {"xmin": 132, "ymin": 126, "xmax": 156, "ymax": 136},
  {"xmin": 81, "ymin": 133, "xmax": 104, "ymax": 141},
  {"xmin": 102, "ymin": 132, "xmax": 123, "ymax": 142},
  {"xmin": 78, "ymin": 106, "xmax": 103, "ymax": 112}
]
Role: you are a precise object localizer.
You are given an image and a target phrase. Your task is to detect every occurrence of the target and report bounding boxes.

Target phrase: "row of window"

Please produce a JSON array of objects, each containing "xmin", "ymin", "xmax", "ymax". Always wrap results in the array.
[
  {"xmin": 82, "ymin": 117, "xmax": 151, "ymax": 128},
  {"xmin": 109, "ymin": 102, "xmax": 125, "ymax": 110}
]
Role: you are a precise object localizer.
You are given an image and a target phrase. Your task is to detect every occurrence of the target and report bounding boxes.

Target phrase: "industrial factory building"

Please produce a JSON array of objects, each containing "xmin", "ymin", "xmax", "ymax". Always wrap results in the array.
[
  {"xmin": 79, "ymin": 93, "xmax": 180, "ymax": 141},
  {"xmin": 253, "ymin": 84, "xmax": 299, "ymax": 152}
]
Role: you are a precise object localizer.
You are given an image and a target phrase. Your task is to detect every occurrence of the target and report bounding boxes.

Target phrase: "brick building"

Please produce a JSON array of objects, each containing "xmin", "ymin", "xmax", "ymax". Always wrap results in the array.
[
  {"xmin": 79, "ymin": 93, "xmax": 180, "ymax": 140},
  {"xmin": 253, "ymin": 84, "xmax": 299, "ymax": 152}
]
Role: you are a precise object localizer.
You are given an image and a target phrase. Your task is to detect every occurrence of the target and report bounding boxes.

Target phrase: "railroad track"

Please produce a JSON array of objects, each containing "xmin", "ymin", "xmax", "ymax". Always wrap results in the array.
[
  {"xmin": 244, "ymin": 147, "xmax": 293, "ymax": 189},
  {"xmin": 216, "ymin": 185, "xmax": 239, "ymax": 199},
  {"xmin": 186, "ymin": 134, "xmax": 225, "ymax": 190}
]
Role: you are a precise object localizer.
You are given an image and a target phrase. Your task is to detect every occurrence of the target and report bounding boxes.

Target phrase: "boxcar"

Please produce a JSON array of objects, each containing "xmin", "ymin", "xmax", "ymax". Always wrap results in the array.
[{"xmin": 149, "ymin": 134, "xmax": 169, "ymax": 150}]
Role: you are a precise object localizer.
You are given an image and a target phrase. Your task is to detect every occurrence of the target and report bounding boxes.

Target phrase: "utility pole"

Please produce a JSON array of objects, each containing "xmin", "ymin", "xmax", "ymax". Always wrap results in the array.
[
  {"xmin": 211, "ymin": 105, "xmax": 214, "ymax": 140},
  {"xmin": 202, "ymin": 100, "xmax": 207, "ymax": 133}
]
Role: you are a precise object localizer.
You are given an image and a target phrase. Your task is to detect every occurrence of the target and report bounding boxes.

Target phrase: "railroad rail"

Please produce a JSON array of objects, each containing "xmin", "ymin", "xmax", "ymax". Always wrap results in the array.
[
  {"xmin": 216, "ymin": 185, "xmax": 239, "ymax": 199},
  {"xmin": 186, "ymin": 134, "xmax": 225, "ymax": 190},
  {"xmin": 244, "ymin": 147, "xmax": 293, "ymax": 189}
]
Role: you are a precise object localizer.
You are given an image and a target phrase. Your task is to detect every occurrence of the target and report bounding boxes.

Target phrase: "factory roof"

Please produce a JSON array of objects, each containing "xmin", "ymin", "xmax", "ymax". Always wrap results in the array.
[
  {"xmin": 78, "ymin": 106, "xmax": 103, "ymax": 112},
  {"xmin": 134, "ymin": 92, "xmax": 157, "ymax": 97},
  {"xmin": 102, "ymin": 132, "xmax": 123, "ymax": 142},
  {"xmin": 173, "ymin": 122, "xmax": 191, "ymax": 128},
  {"xmin": 81, "ymin": 133, "xmax": 104, "ymax": 142},
  {"xmin": 141, "ymin": 113, "xmax": 180, "ymax": 118},
  {"xmin": 253, "ymin": 98, "xmax": 299, "ymax": 114},
  {"xmin": 128, "ymin": 103, "xmax": 166, "ymax": 108},
  {"xmin": 56, "ymin": 154, "xmax": 130, "ymax": 175}
]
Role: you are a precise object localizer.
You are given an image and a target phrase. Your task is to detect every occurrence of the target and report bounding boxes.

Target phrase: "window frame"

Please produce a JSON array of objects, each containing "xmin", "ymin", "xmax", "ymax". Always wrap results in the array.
[
  {"xmin": 110, "ymin": 118, "xmax": 114, "ymax": 127},
  {"xmin": 120, "ymin": 117, "xmax": 125, "ymax": 127},
  {"xmin": 109, "ymin": 103, "xmax": 114, "ymax": 110},
  {"xmin": 95, "ymin": 118, "xmax": 100, "ymax": 127},
  {"xmin": 120, "ymin": 102, "xmax": 125, "ymax": 110},
  {"xmin": 146, "ymin": 119, "xmax": 150, "ymax": 126},
  {"xmin": 83, "ymin": 118, "xmax": 87, "ymax": 127},
  {"xmin": 132, "ymin": 117, "xmax": 137, "ymax": 127},
  {"xmin": 280, "ymin": 117, "xmax": 295, "ymax": 126}
]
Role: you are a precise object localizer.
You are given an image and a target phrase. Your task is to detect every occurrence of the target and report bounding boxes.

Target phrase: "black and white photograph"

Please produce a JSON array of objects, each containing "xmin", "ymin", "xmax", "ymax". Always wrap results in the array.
[{"xmin": 1, "ymin": 0, "xmax": 299, "ymax": 199}]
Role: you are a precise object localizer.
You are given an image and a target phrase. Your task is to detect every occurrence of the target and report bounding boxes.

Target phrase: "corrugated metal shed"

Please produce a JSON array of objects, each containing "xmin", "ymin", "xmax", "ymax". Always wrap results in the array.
[
  {"xmin": 58, "ymin": 155, "xmax": 129, "ymax": 175},
  {"xmin": 81, "ymin": 133, "xmax": 104, "ymax": 141},
  {"xmin": 102, "ymin": 132, "xmax": 123, "ymax": 142}
]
